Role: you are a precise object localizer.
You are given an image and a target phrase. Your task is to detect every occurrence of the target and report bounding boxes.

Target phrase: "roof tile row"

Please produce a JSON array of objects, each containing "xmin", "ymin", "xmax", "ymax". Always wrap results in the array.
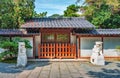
[
  {"xmin": 76, "ymin": 29, "xmax": 120, "ymax": 35},
  {"xmin": 0, "ymin": 29, "xmax": 27, "ymax": 35},
  {"xmin": 21, "ymin": 17, "xmax": 95, "ymax": 28}
]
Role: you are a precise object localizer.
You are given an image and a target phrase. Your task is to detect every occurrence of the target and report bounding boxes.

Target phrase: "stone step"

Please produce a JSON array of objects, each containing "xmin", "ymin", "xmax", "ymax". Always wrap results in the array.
[
  {"xmin": 16, "ymin": 70, "xmax": 32, "ymax": 78},
  {"xmin": 28, "ymin": 67, "xmax": 42, "ymax": 78},
  {"xmin": 28, "ymin": 59, "xmax": 89, "ymax": 62}
]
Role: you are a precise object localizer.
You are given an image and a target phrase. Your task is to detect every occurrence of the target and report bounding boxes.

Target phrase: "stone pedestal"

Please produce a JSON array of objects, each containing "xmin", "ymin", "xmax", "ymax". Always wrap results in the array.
[
  {"xmin": 17, "ymin": 42, "xmax": 27, "ymax": 67},
  {"xmin": 90, "ymin": 41, "xmax": 105, "ymax": 65}
]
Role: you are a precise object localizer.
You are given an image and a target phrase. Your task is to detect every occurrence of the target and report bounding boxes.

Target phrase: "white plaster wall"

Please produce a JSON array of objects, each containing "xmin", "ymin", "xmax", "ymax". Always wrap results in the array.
[
  {"xmin": 21, "ymin": 37, "xmax": 33, "ymax": 57},
  {"xmin": 103, "ymin": 37, "xmax": 120, "ymax": 57},
  {"xmin": 35, "ymin": 36, "xmax": 40, "ymax": 56},
  {"xmin": 81, "ymin": 37, "xmax": 101, "ymax": 57},
  {"xmin": 71, "ymin": 34, "xmax": 76, "ymax": 44}
]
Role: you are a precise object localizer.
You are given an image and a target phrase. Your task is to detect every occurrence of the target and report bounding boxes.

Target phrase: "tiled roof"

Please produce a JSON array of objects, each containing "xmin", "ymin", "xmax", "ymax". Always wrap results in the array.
[
  {"xmin": 21, "ymin": 17, "xmax": 95, "ymax": 28},
  {"xmin": 96, "ymin": 29, "xmax": 120, "ymax": 35},
  {"xmin": 76, "ymin": 29, "xmax": 120, "ymax": 35},
  {"xmin": 0, "ymin": 29, "xmax": 27, "ymax": 35}
]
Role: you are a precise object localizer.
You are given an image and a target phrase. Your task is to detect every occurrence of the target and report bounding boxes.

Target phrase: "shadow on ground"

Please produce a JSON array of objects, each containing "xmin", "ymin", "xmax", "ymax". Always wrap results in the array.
[
  {"xmin": 0, "ymin": 61, "xmax": 51, "ymax": 73},
  {"xmin": 87, "ymin": 68, "xmax": 120, "ymax": 78},
  {"xmin": 105, "ymin": 61, "xmax": 112, "ymax": 65},
  {"xmin": 116, "ymin": 63, "xmax": 120, "ymax": 67}
]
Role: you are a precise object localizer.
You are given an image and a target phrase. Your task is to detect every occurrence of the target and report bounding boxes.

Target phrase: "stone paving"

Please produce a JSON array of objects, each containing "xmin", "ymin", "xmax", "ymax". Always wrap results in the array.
[{"xmin": 0, "ymin": 61, "xmax": 120, "ymax": 78}]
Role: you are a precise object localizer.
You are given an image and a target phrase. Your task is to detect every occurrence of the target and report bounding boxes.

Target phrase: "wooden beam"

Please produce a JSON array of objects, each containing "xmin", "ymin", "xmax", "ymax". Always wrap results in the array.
[
  {"xmin": 101, "ymin": 36, "xmax": 104, "ymax": 53},
  {"xmin": 40, "ymin": 28, "xmax": 71, "ymax": 33},
  {"xmin": 77, "ymin": 36, "xmax": 80, "ymax": 58},
  {"xmin": 33, "ymin": 35, "xmax": 35, "ymax": 59}
]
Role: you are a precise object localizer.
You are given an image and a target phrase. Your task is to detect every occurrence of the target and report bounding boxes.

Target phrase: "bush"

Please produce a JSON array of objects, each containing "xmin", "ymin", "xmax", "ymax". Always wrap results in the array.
[
  {"xmin": 0, "ymin": 37, "xmax": 32, "ymax": 61},
  {"xmin": 0, "ymin": 57, "xmax": 17, "ymax": 63}
]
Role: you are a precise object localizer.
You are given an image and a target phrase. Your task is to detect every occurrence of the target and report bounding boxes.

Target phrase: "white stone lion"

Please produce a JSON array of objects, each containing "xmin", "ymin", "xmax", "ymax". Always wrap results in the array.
[
  {"xmin": 17, "ymin": 42, "xmax": 27, "ymax": 67},
  {"xmin": 90, "ymin": 41, "xmax": 105, "ymax": 65}
]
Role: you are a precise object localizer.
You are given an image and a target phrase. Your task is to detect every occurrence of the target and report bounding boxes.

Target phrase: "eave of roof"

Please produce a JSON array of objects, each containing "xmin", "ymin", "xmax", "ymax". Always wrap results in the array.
[
  {"xmin": 1, "ymin": 29, "xmax": 120, "ymax": 36},
  {"xmin": 0, "ymin": 29, "xmax": 27, "ymax": 35},
  {"xmin": 75, "ymin": 29, "xmax": 120, "ymax": 35}
]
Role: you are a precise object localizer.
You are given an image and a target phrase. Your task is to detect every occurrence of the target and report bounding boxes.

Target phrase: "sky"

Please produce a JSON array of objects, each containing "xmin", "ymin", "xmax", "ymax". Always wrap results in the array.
[{"xmin": 34, "ymin": 0, "xmax": 84, "ymax": 16}]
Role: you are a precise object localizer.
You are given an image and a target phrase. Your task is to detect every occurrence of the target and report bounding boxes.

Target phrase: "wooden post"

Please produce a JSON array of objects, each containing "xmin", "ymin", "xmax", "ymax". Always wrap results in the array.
[
  {"xmin": 101, "ymin": 36, "xmax": 104, "ymax": 53},
  {"xmin": 78, "ymin": 36, "xmax": 80, "ymax": 58},
  {"xmin": 33, "ymin": 35, "xmax": 35, "ymax": 58},
  {"xmin": 38, "ymin": 44, "xmax": 40, "ymax": 58}
]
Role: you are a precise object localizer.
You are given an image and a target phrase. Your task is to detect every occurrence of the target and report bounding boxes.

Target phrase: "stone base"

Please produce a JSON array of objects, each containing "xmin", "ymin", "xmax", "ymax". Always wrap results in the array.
[
  {"xmin": 91, "ymin": 55, "xmax": 105, "ymax": 65},
  {"xmin": 97, "ymin": 56, "xmax": 105, "ymax": 65},
  {"xmin": 17, "ymin": 55, "xmax": 27, "ymax": 67}
]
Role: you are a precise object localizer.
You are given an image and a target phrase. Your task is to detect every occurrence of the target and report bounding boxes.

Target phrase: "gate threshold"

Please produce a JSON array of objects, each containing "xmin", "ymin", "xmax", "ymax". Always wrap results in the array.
[{"xmin": 28, "ymin": 59, "xmax": 89, "ymax": 62}]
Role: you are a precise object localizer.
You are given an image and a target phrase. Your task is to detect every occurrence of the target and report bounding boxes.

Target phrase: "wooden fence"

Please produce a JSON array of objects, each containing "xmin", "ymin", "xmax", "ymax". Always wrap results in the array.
[{"xmin": 38, "ymin": 43, "xmax": 76, "ymax": 59}]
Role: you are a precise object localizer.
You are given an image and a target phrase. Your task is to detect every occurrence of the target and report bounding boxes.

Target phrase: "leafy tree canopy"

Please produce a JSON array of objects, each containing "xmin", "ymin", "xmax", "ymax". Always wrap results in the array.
[
  {"xmin": 78, "ymin": 0, "xmax": 120, "ymax": 28},
  {"xmin": 0, "ymin": 0, "xmax": 35, "ymax": 29},
  {"xmin": 64, "ymin": 4, "xmax": 80, "ymax": 17},
  {"xmin": 33, "ymin": 11, "xmax": 47, "ymax": 18}
]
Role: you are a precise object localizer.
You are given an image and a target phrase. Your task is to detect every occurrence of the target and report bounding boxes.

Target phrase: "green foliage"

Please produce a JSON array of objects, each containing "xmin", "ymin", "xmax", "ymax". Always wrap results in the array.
[
  {"xmin": 64, "ymin": 4, "xmax": 80, "ymax": 17},
  {"xmin": 91, "ymin": 4, "xmax": 112, "ymax": 28},
  {"xmin": 0, "ymin": 37, "xmax": 32, "ymax": 61},
  {"xmin": 0, "ymin": 41, "xmax": 18, "ymax": 54},
  {"xmin": 0, "ymin": 57, "xmax": 17, "ymax": 63},
  {"xmin": 103, "ymin": 14, "xmax": 120, "ymax": 28},
  {"xmin": 0, "ymin": 41, "xmax": 18, "ymax": 61},
  {"xmin": 0, "ymin": 0, "xmax": 15, "ymax": 28},
  {"xmin": 12, "ymin": 37, "xmax": 32, "ymax": 48},
  {"xmin": 0, "ymin": 37, "xmax": 10, "ymax": 42},
  {"xmin": 17, "ymin": 0, "xmax": 35, "ymax": 19},
  {"xmin": 81, "ymin": 0, "xmax": 120, "ymax": 28},
  {"xmin": 0, "ymin": 0, "xmax": 35, "ymax": 28},
  {"xmin": 33, "ymin": 11, "xmax": 47, "ymax": 18},
  {"xmin": 22, "ymin": 40, "xmax": 32, "ymax": 48}
]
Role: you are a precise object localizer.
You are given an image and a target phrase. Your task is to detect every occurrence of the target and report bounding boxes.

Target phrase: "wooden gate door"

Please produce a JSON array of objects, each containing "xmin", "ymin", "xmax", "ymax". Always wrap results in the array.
[{"xmin": 38, "ymin": 43, "xmax": 76, "ymax": 59}]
